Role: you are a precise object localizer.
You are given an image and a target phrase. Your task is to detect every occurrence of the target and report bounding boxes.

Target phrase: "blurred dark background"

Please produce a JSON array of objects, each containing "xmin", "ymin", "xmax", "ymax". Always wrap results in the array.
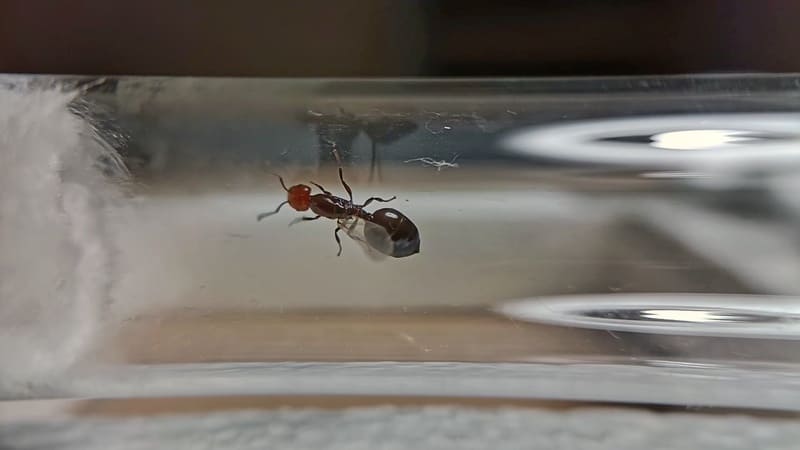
[{"xmin": 2, "ymin": 0, "xmax": 800, "ymax": 77}]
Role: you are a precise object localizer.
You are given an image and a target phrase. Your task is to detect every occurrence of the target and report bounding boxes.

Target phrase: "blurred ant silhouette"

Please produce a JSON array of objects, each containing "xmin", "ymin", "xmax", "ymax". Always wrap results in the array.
[{"xmin": 301, "ymin": 108, "xmax": 418, "ymax": 181}]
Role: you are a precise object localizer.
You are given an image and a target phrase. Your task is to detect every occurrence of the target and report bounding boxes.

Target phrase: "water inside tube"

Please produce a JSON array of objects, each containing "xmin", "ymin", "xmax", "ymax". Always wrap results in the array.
[{"xmin": 3, "ymin": 75, "xmax": 800, "ymax": 425}]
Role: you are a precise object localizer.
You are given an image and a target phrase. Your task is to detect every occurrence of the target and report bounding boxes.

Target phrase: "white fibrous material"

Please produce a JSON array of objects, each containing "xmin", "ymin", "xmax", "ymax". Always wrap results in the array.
[{"xmin": 0, "ymin": 84, "xmax": 125, "ymax": 397}]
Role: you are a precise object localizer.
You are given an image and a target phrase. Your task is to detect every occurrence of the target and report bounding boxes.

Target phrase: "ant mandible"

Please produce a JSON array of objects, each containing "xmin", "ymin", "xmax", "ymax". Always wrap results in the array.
[{"xmin": 257, "ymin": 149, "xmax": 421, "ymax": 258}]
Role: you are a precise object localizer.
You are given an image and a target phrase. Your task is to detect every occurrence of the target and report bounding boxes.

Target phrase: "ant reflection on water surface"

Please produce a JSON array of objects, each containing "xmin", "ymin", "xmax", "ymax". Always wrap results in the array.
[{"xmin": 257, "ymin": 151, "xmax": 421, "ymax": 258}]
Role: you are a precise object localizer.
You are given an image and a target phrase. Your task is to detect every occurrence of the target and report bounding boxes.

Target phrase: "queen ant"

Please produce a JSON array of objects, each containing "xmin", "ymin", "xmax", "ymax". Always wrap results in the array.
[{"xmin": 257, "ymin": 151, "xmax": 420, "ymax": 258}]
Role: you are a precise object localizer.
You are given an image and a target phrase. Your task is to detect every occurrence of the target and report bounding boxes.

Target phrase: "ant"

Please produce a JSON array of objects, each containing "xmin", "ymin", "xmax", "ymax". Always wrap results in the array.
[{"xmin": 257, "ymin": 150, "xmax": 420, "ymax": 258}]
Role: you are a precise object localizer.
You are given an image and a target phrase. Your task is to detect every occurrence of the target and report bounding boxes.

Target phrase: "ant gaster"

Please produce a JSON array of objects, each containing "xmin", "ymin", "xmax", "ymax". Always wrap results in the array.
[{"xmin": 257, "ymin": 152, "xmax": 420, "ymax": 258}]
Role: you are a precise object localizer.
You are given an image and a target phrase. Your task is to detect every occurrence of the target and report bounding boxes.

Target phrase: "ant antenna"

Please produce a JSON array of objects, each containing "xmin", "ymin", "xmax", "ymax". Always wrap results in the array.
[{"xmin": 270, "ymin": 172, "xmax": 289, "ymax": 192}]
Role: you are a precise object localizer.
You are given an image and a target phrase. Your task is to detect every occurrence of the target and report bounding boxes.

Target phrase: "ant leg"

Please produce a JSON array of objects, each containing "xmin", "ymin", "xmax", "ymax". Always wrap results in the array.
[
  {"xmin": 309, "ymin": 181, "xmax": 332, "ymax": 195},
  {"xmin": 340, "ymin": 219, "xmax": 354, "ymax": 236},
  {"xmin": 334, "ymin": 225, "xmax": 343, "ymax": 256},
  {"xmin": 338, "ymin": 167, "xmax": 353, "ymax": 203},
  {"xmin": 270, "ymin": 173, "xmax": 289, "ymax": 192},
  {"xmin": 288, "ymin": 215, "xmax": 320, "ymax": 227},
  {"xmin": 362, "ymin": 196, "xmax": 396, "ymax": 207},
  {"xmin": 257, "ymin": 201, "xmax": 288, "ymax": 221},
  {"xmin": 331, "ymin": 145, "xmax": 354, "ymax": 202}
]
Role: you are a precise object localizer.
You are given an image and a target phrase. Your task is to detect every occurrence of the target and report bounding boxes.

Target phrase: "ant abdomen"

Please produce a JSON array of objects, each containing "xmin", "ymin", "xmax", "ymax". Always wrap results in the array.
[{"xmin": 364, "ymin": 208, "xmax": 421, "ymax": 258}]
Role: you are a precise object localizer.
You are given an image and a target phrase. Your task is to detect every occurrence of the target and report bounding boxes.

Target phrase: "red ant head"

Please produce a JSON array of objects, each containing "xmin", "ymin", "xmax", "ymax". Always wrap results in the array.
[{"xmin": 287, "ymin": 184, "xmax": 312, "ymax": 211}]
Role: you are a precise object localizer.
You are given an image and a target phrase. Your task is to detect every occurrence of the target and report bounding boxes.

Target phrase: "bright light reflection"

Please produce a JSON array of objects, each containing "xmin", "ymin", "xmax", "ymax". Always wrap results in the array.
[
  {"xmin": 639, "ymin": 171, "xmax": 709, "ymax": 179},
  {"xmin": 651, "ymin": 129, "xmax": 754, "ymax": 150},
  {"xmin": 640, "ymin": 309, "xmax": 736, "ymax": 322}
]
